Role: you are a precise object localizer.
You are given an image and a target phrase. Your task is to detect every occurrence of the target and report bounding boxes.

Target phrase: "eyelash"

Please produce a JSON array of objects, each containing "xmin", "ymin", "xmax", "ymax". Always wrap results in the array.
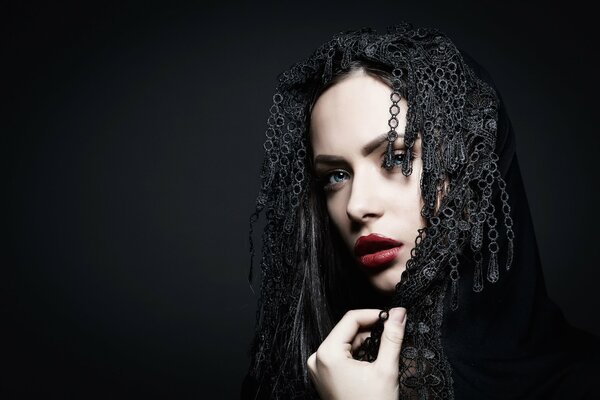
[{"xmin": 318, "ymin": 150, "xmax": 414, "ymax": 192}]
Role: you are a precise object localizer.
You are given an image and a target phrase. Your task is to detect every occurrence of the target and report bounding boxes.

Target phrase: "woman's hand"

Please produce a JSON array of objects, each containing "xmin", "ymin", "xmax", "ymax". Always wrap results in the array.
[{"xmin": 307, "ymin": 307, "xmax": 407, "ymax": 400}]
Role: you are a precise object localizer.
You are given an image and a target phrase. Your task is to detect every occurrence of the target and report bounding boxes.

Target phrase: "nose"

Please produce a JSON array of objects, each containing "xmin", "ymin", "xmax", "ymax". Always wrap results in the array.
[{"xmin": 346, "ymin": 169, "xmax": 384, "ymax": 223}]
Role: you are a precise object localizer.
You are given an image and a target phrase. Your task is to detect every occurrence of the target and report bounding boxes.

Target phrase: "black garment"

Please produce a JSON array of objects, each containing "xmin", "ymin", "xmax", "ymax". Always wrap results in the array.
[{"xmin": 439, "ymin": 52, "xmax": 600, "ymax": 399}]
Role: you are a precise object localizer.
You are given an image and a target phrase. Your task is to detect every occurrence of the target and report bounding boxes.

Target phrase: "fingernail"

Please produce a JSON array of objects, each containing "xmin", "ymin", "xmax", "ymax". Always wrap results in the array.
[{"xmin": 389, "ymin": 307, "xmax": 407, "ymax": 324}]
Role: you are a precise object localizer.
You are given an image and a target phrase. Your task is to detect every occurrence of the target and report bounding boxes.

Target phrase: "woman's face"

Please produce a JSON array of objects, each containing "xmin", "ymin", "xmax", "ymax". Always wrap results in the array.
[{"xmin": 310, "ymin": 70, "xmax": 426, "ymax": 295}]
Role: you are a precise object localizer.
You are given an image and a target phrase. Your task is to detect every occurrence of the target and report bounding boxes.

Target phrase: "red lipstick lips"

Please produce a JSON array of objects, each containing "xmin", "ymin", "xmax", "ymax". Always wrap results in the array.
[{"xmin": 354, "ymin": 233, "xmax": 403, "ymax": 269}]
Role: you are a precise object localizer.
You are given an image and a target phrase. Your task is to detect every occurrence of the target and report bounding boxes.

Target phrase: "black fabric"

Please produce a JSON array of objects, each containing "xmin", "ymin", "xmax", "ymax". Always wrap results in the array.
[{"xmin": 439, "ymin": 52, "xmax": 600, "ymax": 399}]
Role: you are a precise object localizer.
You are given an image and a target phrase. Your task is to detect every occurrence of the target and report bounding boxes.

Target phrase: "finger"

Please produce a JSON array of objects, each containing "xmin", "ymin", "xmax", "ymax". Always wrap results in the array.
[
  {"xmin": 322, "ymin": 309, "xmax": 382, "ymax": 349},
  {"xmin": 350, "ymin": 330, "xmax": 372, "ymax": 353},
  {"xmin": 375, "ymin": 307, "xmax": 407, "ymax": 369}
]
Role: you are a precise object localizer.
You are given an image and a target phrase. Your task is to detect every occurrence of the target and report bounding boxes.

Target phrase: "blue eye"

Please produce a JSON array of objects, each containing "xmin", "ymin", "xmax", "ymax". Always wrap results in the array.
[
  {"xmin": 392, "ymin": 153, "xmax": 406, "ymax": 165},
  {"xmin": 328, "ymin": 171, "xmax": 349, "ymax": 184},
  {"xmin": 381, "ymin": 149, "xmax": 417, "ymax": 171},
  {"xmin": 321, "ymin": 170, "xmax": 349, "ymax": 191}
]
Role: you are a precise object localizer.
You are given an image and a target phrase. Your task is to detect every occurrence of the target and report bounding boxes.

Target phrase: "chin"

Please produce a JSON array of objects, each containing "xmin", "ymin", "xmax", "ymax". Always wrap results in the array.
[{"xmin": 367, "ymin": 262, "xmax": 406, "ymax": 295}]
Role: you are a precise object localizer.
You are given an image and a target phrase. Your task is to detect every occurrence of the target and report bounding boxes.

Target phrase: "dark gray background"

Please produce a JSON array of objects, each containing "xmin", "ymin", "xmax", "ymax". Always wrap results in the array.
[{"xmin": 6, "ymin": 0, "xmax": 599, "ymax": 398}]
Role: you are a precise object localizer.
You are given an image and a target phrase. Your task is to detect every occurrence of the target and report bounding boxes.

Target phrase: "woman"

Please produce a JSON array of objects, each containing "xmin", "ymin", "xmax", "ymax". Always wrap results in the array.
[{"xmin": 242, "ymin": 23, "xmax": 599, "ymax": 399}]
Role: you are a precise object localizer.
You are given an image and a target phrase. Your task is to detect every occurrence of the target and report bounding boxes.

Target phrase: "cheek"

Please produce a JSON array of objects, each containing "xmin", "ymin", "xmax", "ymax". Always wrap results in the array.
[
  {"xmin": 325, "ymin": 194, "xmax": 355, "ymax": 248},
  {"xmin": 389, "ymin": 166, "xmax": 427, "ymax": 229},
  {"xmin": 407, "ymin": 161, "xmax": 425, "ymax": 207},
  {"xmin": 326, "ymin": 195, "xmax": 346, "ymax": 229}
]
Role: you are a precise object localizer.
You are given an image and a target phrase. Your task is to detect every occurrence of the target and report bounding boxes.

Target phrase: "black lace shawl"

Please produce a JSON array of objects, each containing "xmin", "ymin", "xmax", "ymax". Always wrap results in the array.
[{"xmin": 242, "ymin": 23, "xmax": 600, "ymax": 399}]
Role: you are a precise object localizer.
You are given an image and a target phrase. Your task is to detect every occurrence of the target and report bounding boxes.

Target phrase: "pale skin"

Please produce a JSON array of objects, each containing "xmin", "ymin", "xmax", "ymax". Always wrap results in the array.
[{"xmin": 307, "ymin": 70, "xmax": 426, "ymax": 399}]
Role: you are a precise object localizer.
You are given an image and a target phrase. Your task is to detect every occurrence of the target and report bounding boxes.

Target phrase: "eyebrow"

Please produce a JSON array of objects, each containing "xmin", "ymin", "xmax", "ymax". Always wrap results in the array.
[{"xmin": 314, "ymin": 132, "xmax": 404, "ymax": 165}]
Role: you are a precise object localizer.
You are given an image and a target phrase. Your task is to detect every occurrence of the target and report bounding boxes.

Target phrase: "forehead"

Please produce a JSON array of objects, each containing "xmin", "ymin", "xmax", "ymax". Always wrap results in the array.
[{"xmin": 309, "ymin": 72, "xmax": 407, "ymax": 154}]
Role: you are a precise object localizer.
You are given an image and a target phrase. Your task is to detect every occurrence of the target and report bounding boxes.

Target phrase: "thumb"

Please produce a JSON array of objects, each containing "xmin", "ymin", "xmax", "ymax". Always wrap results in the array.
[{"xmin": 375, "ymin": 307, "xmax": 407, "ymax": 369}]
